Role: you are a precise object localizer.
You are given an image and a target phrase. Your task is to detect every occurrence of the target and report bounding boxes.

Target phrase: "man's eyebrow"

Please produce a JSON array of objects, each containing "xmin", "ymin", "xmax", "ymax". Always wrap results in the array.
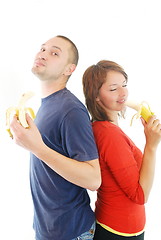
[
  {"xmin": 51, "ymin": 46, "xmax": 62, "ymax": 52},
  {"xmin": 41, "ymin": 44, "xmax": 62, "ymax": 52}
]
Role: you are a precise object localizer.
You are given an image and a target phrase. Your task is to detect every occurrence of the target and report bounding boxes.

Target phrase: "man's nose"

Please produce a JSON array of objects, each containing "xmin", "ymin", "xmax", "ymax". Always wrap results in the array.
[{"xmin": 38, "ymin": 53, "xmax": 47, "ymax": 61}]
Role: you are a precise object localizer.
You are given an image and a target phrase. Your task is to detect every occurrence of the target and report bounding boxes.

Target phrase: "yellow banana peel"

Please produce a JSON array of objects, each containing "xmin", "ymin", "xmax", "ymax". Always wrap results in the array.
[
  {"xmin": 6, "ymin": 91, "xmax": 36, "ymax": 138},
  {"xmin": 125, "ymin": 100, "xmax": 154, "ymax": 126}
]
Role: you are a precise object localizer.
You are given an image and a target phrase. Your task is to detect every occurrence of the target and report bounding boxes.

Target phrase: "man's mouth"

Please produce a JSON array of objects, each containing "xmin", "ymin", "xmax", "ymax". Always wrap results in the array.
[{"xmin": 34, "ymin": 60, "xmax": 45, "ymax": 67}]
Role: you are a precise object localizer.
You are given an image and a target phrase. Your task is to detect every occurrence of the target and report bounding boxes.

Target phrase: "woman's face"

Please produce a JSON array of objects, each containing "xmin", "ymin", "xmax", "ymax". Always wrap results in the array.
[{"xmin": 96, "ymin": 70, "xmax": 128, "ymax": 117}]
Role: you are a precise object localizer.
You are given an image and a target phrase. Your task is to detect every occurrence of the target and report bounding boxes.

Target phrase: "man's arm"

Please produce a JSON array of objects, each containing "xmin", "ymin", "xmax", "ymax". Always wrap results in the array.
[{"xmin": 10, "ymin": 114, "xmax": 101, "ymax": 191}]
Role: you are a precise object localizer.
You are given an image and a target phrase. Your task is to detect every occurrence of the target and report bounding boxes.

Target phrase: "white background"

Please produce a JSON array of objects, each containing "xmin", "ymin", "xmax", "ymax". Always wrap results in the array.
[{"xmin": 0, "ymin": 0, "xmax": 161, "ymax": 239}]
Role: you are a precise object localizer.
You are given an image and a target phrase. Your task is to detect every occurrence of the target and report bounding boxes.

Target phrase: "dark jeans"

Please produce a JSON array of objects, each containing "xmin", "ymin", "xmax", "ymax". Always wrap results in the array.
[
  {"xmin": 93, "ymin": 223, "xmax": 144, "ymax": 240},
  {"xmin": 72, "ymin": 222, "xmax": 96, "ymax": 240},
  {"xmin": 36, "ymin": 222, "xmax": 95, "ymax": 240}
]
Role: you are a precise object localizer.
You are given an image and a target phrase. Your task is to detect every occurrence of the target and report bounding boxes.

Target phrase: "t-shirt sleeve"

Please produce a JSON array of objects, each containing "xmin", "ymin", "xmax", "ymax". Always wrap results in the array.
[
  {"xmin": 94, "ymin": 124, "xmax": 145, "ymax": 204},
  {"xmin": 60, "ymin": 108, "xmax": 98, "ymax": 161}
]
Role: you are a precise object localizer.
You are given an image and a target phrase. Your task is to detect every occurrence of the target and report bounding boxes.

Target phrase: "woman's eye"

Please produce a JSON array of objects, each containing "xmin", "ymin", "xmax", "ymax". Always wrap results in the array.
[
  {"xmin": 40, "ymin": 48, "xmax": 45, "ymax": 52},
  {"xmin": 110, "ymin": 88, "xmax": 117, "ymax": 91}
]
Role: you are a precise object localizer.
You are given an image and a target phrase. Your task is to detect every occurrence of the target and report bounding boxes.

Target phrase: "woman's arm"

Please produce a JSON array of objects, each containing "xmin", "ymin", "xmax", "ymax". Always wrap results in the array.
[
  {"xmin": 10, "ymin": 114, "xmax": 101, "ymax": 191},
  {"xmin": 139, "ymin": 116, "xmax": 161, "ymax": 202},
  {"xmin": 93, "ymin": 120, "xmax": 161, "ymax": 204}
]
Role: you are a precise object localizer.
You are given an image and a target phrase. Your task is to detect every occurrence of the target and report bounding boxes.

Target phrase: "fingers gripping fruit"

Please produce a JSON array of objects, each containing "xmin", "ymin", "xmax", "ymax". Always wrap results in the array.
[
  {"xmin": 125, "ymin": 100, "xmax": 154, "ymax": 125},
  {"xmin": 6, "ymin": 91, "xmax": 35, "ymax": 137}
]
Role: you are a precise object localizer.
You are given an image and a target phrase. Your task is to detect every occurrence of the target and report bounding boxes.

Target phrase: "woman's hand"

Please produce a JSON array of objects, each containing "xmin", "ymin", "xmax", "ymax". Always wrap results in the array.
[{"xmin": 141, "ymin": 115, "xmax": 161, "ymax": 150}]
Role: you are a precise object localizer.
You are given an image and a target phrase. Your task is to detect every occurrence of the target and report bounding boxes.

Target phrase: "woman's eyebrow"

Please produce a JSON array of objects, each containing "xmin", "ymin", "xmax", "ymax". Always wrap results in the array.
[
  {"xmin": 109, "ymin": 83, "xmax": 117, "ymax": 86},
  {"xmin": 109, "ymin": 80, "xmax": 127, "ymax": 87}
]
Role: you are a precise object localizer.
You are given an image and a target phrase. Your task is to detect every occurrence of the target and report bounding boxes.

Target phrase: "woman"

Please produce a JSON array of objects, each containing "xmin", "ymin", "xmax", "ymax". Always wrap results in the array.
[{"xmin": 82, "ymin": 60, "xmax": 161, "ymax": 240}]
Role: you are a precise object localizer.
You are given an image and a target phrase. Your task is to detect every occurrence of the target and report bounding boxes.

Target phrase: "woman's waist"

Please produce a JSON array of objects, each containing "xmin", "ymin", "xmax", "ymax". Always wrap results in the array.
[
  {"xmin": 97, "ymin": 221, "xmax": 145, "ymax": 237},
  {"xmin": 95, "ymin": 202, "xmax": 145, "ymax": 234}
]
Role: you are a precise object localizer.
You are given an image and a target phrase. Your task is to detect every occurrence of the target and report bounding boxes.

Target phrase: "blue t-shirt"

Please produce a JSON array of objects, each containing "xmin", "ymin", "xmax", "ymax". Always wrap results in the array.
[{"xmin": 30, "ymin": 88, "xmax": 98, "ymax": 240}]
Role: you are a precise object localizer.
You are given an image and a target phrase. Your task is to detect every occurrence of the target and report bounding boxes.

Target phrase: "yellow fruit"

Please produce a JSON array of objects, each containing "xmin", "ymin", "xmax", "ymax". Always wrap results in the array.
[
  {"xmin": 125, "ymin": 100, "xmax": 154, "ymax": 125},
  {"xmin": 6, "ymin": 91, "xmax": 35, "ymax": 137}
]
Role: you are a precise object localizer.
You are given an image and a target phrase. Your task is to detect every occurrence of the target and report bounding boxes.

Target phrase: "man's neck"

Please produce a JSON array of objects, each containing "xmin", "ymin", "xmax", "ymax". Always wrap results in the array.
[{"xmin": 40, "ymin": 81, "xmax": 66, "ymax": 98}]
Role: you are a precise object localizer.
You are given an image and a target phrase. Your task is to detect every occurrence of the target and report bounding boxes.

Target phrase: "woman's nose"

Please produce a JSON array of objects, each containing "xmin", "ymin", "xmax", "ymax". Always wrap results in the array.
[{"xmin": 119, "ymin": 87, "xmax": 126, "ymax": 97}]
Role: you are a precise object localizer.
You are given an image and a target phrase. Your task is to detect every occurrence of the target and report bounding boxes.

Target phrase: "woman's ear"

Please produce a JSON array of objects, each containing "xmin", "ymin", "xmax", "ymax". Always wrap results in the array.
[{"xmin": 96, "ymin": 96, "xmax": 100, "ymax": 102}]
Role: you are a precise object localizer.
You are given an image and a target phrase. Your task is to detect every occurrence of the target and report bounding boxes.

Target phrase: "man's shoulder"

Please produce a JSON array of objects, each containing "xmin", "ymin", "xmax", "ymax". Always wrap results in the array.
[{"xmin": 61, "ymin": 88, "xmax": 87, "ymax": 111}]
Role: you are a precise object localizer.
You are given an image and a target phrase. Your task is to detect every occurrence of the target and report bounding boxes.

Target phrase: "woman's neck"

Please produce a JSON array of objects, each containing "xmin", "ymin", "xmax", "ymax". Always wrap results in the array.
[{"xmin": 107, "ymin": 111, "xmax": 119, "ymax": 126}]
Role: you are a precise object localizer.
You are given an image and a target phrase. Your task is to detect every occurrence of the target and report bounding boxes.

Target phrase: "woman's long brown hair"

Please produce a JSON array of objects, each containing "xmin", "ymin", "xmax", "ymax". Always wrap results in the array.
[{"xmin": 82, "ymin": 60, "xmax": 128, "ymax": 122}]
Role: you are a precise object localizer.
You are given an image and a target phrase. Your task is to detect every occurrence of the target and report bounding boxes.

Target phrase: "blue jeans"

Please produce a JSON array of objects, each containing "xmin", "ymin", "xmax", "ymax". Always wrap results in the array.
[{"xmin": 72, "ymin": 222, "xmax": 96, "ymax": 240}]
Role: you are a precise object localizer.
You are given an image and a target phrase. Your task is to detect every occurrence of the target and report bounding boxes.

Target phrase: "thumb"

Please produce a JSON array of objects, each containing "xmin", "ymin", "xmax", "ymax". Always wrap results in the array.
[
  {"xmin": 140, "ymin": 117, "xmax": 146, "ymax": 126},
  {"xmin": 26, "ymin": 113, "xmax": 35, "ymax": 126}
]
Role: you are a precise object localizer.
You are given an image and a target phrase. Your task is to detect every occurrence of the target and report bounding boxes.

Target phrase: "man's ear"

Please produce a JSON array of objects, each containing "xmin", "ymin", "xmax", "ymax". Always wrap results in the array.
[{"xmin": 64, "ymin": 64, "xmax": 76, "ymax": 76}]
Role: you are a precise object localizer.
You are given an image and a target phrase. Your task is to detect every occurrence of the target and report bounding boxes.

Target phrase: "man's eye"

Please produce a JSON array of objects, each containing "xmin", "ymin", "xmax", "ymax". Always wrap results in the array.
[
  {"xmin": 40, "ymin": 48, "xmax": 45, "ymax": 52},
  {"xmin": 123, "ymin": 84, "xmax": 127, "ymax": 87},
  {"xmin": 52, "ymin": 52, "xmax": 58, "ymax": 56}
]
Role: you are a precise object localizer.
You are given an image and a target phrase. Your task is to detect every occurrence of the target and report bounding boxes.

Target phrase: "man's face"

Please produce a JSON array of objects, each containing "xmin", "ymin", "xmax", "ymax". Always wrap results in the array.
[{"xmin": 32, "ymin": 37, "xmax": 71, "ymax": 81}]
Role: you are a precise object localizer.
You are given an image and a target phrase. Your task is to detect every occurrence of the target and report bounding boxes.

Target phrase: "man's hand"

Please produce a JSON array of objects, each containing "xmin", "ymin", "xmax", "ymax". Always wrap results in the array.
[{"xmin": 10, "ymin": 114, "xmax": 44, "ymax": 153}]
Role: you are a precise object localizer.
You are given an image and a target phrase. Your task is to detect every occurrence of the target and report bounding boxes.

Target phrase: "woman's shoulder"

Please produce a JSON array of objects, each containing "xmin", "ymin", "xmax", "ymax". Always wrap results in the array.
[
  {"xmin": 92, "ymin": 121, "xmax": 120, "ymax": 132},
  {"xmin": 92, "ymin": 121, "xmax": 129, "ymax": 142},
  {"xmin": 92, "ymin": 121, "xmax": 137, "ymax": 151}
]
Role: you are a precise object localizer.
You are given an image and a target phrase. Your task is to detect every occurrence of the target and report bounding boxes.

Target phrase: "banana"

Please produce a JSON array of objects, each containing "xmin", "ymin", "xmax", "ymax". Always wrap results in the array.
[
  {"xmin": 6, "ymin": 91, "xmax": 35, "ymax": 138},
  {"xmin": 125, "ymin": 100, "xmax": 154, "ymax": 125}
]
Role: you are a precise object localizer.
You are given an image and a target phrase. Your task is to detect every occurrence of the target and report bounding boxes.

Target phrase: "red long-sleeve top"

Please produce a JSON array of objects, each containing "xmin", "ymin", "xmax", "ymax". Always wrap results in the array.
[{"xmin": 92, "ymin": 121, "xmax": 145, "ymax": 234}]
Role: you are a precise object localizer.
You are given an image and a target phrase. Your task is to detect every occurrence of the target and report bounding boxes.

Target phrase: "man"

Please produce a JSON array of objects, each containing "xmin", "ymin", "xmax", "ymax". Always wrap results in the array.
[{"xmin": 10, "ymin": 35, "xmax": 101, "ymax": 240}]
